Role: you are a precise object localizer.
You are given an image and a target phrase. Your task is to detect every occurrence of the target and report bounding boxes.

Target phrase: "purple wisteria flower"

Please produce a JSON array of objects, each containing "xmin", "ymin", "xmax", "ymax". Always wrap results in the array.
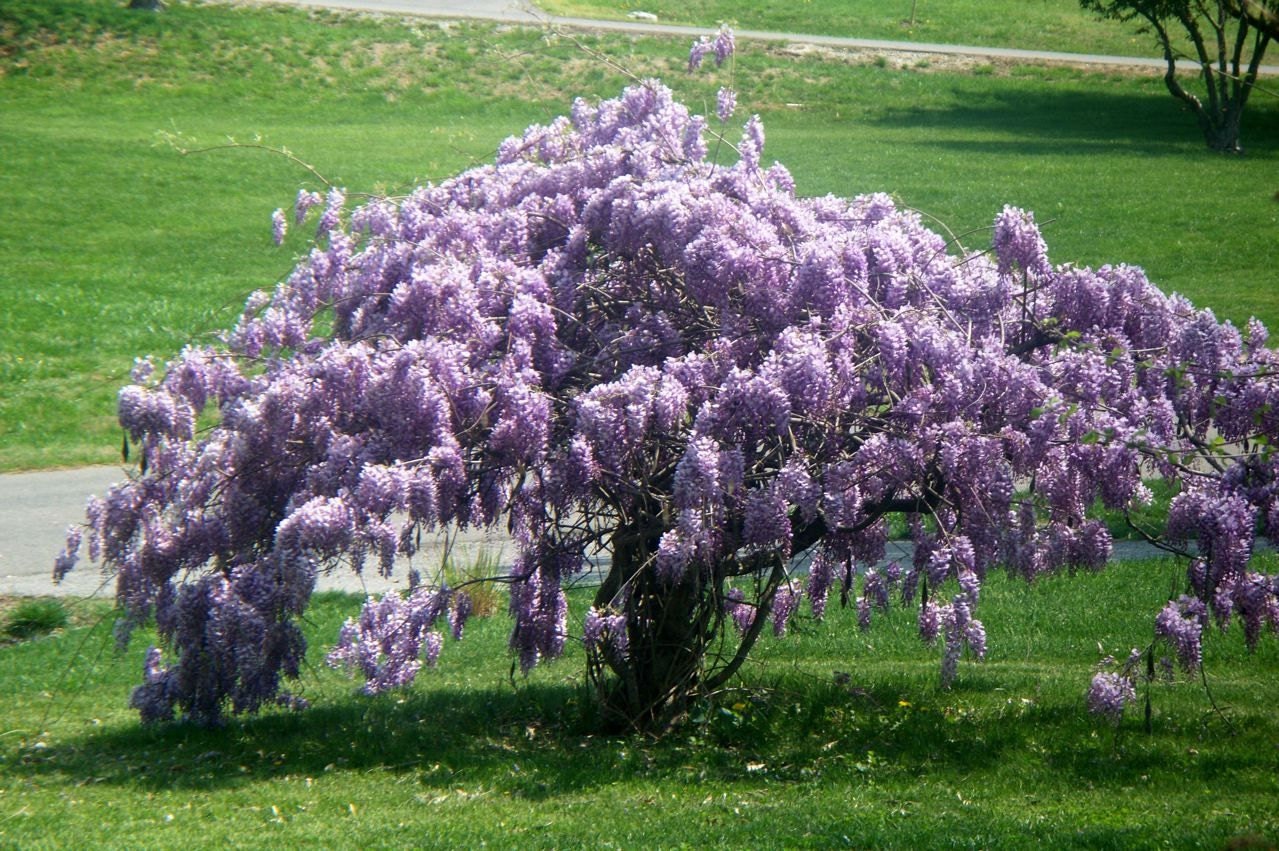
[
  {"xmin": 584, "ymin": 607, "xmax": 629, "ymax": 661},
  {"xmin": 1087, "ymin": 671, "xmax": 1136, "ymax": 721},
  {"xmin": 326, "ymin": 587, "xmax": 451, "ymax": 694},
  {"xmin": 688, "ymin": 25, "xmax": 734, "ymax": 71},
  {"xmin": 715, "ymin": 87, "xmax": 736, "ymax": 122},
  {"xmin": 271, "ymin": 208, "xmax": 287, "ymax": 245},
  {"xmin": 725, "ymin": 588, "xmax": 756, "ymax": 635},
  {"xmin": 1155, "ymin": 596, "xmax": 1207, "ymax": 672},
  {"xmin": 60, "ymin": 72, "xmax": 1279, "ymax": 726},
  {"xmin": 294, "ymin": 189, "xmax": 322, "ymax": 225},
  {"xmin": 688, "ymin": 37, "xmax": 711, "ymax": 71},
  {"xmin": 771, "ymin": 583, "xmax": 802, "ymax": 636},
  {"xmin": 712, "ymin": 25, "xmax": 735, "ymax": 65}
]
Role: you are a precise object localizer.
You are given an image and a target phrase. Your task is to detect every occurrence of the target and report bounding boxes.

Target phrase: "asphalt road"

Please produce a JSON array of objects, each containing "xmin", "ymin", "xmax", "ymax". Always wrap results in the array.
[{"xmin": 0, "ymin": 465, "xmax": 514, "ymax": 599}]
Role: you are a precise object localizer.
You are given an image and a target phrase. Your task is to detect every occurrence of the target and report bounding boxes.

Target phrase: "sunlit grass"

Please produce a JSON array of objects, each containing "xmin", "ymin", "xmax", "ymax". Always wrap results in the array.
[{"xmin": 1, "ymin": 598, "xmax": 69, "ymax": 641}]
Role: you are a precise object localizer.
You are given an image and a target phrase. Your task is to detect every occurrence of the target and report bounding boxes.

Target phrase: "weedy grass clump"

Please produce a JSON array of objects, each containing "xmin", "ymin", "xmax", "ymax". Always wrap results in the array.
[{"xmin": 2, "ymin": 598, "xmax": 69, "ymax": 642}]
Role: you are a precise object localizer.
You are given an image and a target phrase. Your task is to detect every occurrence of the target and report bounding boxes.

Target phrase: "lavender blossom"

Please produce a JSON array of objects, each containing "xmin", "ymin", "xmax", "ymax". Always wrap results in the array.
[
  {"xmin": 294, "ymin": 189, "xmax": 322, "ymax": 225},
  {"xmin": 712, "ymin": 25, "xmax": 735, "ymax": 65},
  {"xmin": 53, "ymin": 526, "xmax": 81, "ymax": 583},
  {"xmin": 863, "ymin": 568, "xmax": 891, "ymax": 613},
  {"xmin": 771, "ymin": 583, "xmax": 802, "ymax": 636},
  {"xmin": 688, "ymin": 37, "xmax": 711, "ymax": 71},
  {"xmin": 725, "ymin": 588, "xmax": 756, "ymax": 635},
  {"xmin": 316, "ymin": 187, "xmax": 345, "ymax": 238},
  {"xmin": 129, "ymin": 647, "xmax": 178, "ymax": 724},
  {"xmin": 1155, "ymin": 596, "xmax": 1207, "ymax": 672},
  {"xmin": 1087, "ymin": 671, "xmax": 1136, "ymax": 721},
  {"xmin": 856, "ymin": 596, "xmax": 872, "ymax": 631},
  {"xmin": 584, "ymin": 607, "xmax": 629, "ymax": 661},
  {"xmin": 992, "ymin": 205, "xmax": 1050, "ymax": 278},
  {"xmin": 715, "ymin": 87, "xmax": 737, "ymax": 122},
  {"xmin": 918, "ymin": 601, "xmax": 941, "ymax": 645},
  {"xmin": 326, "ymin": 587, "xmax": 450, "ymax": 695},
  {"xmin": 806, "ymin": 549, "xmax": 836, "ymax": 621},
  {"xmin": 449, "ymin": 591, "xmax": 473, "ymax": 641},
  {"xmin": 271, "ymin": 208, "xmax": 287, "ymax": 245}
]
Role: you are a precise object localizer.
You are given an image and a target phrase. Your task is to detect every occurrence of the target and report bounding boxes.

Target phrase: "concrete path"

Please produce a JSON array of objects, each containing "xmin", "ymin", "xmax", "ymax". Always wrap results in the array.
[
  {"xmin": 0, "ymin": 467, "xmax": 122, "ymax": 598},
  {"xmin": 0, "ymin": 465, "xmax": 513, "ymax": 600},
  {"xmin": 258, "ymin": 0, "xmax": 1278, "ymax": 75}
]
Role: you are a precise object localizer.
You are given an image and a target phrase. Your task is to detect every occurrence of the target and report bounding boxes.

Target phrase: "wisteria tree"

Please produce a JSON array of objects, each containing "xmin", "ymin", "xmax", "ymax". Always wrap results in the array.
[{"xmin": 58, "ymin": 32, "xmax": 1279, "ymax": 730}]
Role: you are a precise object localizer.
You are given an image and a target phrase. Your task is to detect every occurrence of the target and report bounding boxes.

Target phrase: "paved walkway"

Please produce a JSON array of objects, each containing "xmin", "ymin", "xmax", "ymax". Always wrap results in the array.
[
  {"xmin": 0, "ymin": 466, "xmax": 514, "ymax": 599},
  {"xmin": 259, "ymin": 0, "xmax": 1278, "ymax": 75}
]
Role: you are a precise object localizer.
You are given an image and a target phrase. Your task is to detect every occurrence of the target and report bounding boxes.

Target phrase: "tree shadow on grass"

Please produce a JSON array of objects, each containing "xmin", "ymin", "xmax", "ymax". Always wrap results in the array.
[
  {"xmin": 13, "ymin": 681, "xmax": 617, "ymax": 797},
  {"xmin": 7, "ymin": 677, "xmax": 1004, "ymax": 795},
  {"xmin": 871, "ymin": 84, "xmax": 1279, "ymax": 158},
  {"xmin": 13, "ymin": 666, "xmax": 1275, "ymax": 808}
]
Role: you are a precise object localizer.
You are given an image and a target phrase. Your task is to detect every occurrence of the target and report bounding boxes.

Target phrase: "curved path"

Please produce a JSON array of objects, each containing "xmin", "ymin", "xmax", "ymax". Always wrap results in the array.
[
  {"xmin": 0, "ymin": 466, "xmax": 516, "ymax": 599},
  {"xmin": 264, "ymin": 0, "xmax": 1278, "ymax": 75}
]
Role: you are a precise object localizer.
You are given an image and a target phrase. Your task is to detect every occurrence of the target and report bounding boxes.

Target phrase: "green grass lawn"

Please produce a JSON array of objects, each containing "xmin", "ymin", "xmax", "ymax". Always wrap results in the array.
[
  {"xmin": 2, "ymin": 557, "xmax": 1276, "ymax": 847},
  {"xmin": 539, "ymin": 0, "xmax": 1184, "ymax": 57},
  {"xmin": 1, "ymin": 0, "xmax": 1277, "ymax": 471}
]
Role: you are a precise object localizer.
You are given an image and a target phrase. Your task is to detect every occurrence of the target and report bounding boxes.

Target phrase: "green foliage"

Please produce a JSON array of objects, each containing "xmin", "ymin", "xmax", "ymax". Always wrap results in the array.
[
  {"xmin": 1093, "ymin": 478, "xmax": 1179, "ymax": 540},
  {"xmin": 2, "ymin": 598, "xmax": 69, "ymax": 641},
  {"xmin": 439, "ymin": 547, "xmax": 507, "ymax": 618}
]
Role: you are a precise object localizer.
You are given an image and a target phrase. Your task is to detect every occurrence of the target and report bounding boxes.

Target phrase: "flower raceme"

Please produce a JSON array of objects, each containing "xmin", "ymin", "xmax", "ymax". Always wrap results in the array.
[{"xmin": 58, "ymin": 75, "xmax": 1279, "ymax": 725}]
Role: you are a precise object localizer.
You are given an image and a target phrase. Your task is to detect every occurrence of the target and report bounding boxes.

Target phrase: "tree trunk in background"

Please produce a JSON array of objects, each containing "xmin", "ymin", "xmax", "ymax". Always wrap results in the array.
[{"xmin": 1080, "ymin": 0, "xmax": 1271, "ymax": 153}]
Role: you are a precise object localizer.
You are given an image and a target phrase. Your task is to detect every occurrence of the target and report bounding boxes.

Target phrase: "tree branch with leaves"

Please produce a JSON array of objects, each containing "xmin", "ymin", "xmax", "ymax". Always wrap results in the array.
[{"xmin": 1080, "ymin": 0, "xmax": 1273, "ymax": 152}]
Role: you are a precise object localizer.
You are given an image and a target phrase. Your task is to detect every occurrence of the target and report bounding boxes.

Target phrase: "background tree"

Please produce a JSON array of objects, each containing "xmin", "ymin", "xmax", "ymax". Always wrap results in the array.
[
  {"xmin": 1228, "ymin": 0, "xmax": 1279, "ymax": 39},
  {"xmin": 58, "ymin": 50, "xmax": 1279, "ymax": 730},
  {"xmin": 1079, "ymin": 0, "xmax": 1273, "ymax": 152}
]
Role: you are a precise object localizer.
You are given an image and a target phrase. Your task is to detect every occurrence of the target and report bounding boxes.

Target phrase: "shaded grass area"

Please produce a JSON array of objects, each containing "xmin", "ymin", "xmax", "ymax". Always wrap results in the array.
[
  {"xmin": 539, "ymin": 0, "xmax": 1182, "ymax": 57},
  {"xmin": 1, "ymin": 0, "xmax": 1277, "ymax": 471},
  {"xmin": 1, "ymin": 559, "xmax": 1276, "ymax": 847}
]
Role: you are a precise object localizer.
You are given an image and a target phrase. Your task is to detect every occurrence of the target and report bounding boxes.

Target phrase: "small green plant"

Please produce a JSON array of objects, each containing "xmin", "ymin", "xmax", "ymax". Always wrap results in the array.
[
  {"xmin": 3, "ymin": 598, "xmax": 68, "ymax": 641},
  {"xmin": 439, "ymin": 547, "xmax": 506, "ymax": 618}
]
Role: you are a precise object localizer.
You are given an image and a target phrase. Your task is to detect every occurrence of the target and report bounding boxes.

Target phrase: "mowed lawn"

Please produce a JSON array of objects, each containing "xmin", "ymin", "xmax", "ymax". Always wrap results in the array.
[
  {"xmin": 539, "ymin": 0, "xmax": 1189, "ymax": 57},
  {"xmin": 2, "ymin": 558, "xmax": 1278, "ymax": 848}
]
